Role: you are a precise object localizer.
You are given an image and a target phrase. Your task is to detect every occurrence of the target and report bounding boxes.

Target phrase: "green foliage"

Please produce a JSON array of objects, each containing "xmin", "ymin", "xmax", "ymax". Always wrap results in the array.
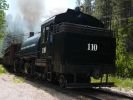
[
  {"xmin": 93, "ymin": 0, "xmax": 113, "ymax": 28},
  {"xmin": 0, "ymin": 65, "xmax": 6, "ymax": 74},
  {"xmin": 110, "ymin": 76, "xmax": 133, "ymax": 89},
  {"xmin": 127, "ymin": 54, "xmax": 133, "ymax": 77},
  {"xmin": 0, "ymin": 0, "xmax": 9, "ymax": 38},
  {"xmin": 0, "ymin": 10, "xmax": 5, "ymax": 30},
  {"xmin": 116, "ymin": 28, "xmax": 128, "ymax": 77},
  {"xmin": 13, "ymin": 76, "xmax": 25, "ymax": 83},
  {"xmin": 115, "ymin": 18, "xmax": 133, "ymax": 77},
  {"xmin": 0, "ymin": 0, "xmax": 9, "ymax": 10},
  {"xmin": 93, "ymin": 0, "xmax": 104, "ymax": 19},
  {"xmin": 82, "ymin": 0, "xmax": 92, "ymax": 15},
  {"xmin": 84, "ymin": 0, "xmax": 133, "ymax": 78},
  {"xmin": 92, "ymin": 75, "xmax": 133, "ymax": 89}
]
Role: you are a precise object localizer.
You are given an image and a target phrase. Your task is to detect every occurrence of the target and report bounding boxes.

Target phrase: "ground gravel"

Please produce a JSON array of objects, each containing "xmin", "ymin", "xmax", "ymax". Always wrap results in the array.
[
  {"xmin": 102, "ymin": 87, "xmax": 133, "ymax": 98},
  {"xmin": 1, "ymin": 73, "xmax": 132, "ymax": 100},
  {"xmin": 0, "ymin": 74, "xmax": 77, "ymax": 100}
]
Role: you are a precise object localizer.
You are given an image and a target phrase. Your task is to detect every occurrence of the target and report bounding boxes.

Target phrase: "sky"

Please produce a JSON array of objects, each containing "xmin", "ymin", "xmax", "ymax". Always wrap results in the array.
[{"xmin": 6, "ymin": 0, "xmax": 76, "ymax": 21}]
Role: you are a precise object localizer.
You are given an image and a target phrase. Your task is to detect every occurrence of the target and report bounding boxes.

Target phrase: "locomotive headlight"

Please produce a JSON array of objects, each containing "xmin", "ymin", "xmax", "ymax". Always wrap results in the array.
[{"xmin": 88, "ymin": 43, "xmax": 98, "ymax": 51}]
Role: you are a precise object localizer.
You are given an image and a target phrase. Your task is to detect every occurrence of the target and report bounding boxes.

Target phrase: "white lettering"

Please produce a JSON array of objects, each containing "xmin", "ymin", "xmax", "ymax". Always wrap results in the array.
[{"xmin": 88, "ymin": 43, "xmax": 98, "ymax": 51}]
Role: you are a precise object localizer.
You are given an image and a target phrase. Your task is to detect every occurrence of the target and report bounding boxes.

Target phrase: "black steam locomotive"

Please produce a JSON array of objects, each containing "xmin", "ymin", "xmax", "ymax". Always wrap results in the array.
[{"xmin": 3, "ymin": 9, "xmax": 116, "ymax": 88}]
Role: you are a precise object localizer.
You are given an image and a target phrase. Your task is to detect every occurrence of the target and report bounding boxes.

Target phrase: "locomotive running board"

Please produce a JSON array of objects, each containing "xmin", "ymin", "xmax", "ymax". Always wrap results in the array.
[{"xmin": 67, "ymin": 82, "xmax": 115, "ymax": 88}]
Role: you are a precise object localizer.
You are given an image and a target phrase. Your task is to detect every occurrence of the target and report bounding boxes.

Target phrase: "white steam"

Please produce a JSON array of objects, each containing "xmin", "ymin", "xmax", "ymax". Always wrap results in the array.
[{"xmin": 17, "ymin": 0, "xmax": 45, "ymax": 31}]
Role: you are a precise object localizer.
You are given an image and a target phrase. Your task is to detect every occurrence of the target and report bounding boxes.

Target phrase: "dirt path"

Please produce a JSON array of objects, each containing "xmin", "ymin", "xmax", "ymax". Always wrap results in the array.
[{"xmin": 0, "ymin": 74, "xmax": 77, "ymax": 100}]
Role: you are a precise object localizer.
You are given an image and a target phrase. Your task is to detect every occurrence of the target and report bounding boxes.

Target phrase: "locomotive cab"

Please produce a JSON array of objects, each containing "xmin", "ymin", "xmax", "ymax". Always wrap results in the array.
[{"xmin": 40, "ymin": 24, "xmax": 54, "ymax": 59}]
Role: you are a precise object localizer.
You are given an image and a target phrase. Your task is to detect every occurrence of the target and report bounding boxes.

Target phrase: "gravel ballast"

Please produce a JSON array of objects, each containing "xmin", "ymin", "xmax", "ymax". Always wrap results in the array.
[
  {"xmin": 0, "ymin": 73, "xmax": 133, "ymax": 100},
  {"xmin": 0, "ymin": 74, "xmax": 77, "ymax": 100}
]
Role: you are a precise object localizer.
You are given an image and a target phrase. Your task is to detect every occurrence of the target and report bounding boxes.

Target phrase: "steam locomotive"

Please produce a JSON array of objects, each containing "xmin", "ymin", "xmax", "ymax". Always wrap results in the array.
[{"xmin": 3, "ymin": 8, "xmax": 116, "ymax": 88}]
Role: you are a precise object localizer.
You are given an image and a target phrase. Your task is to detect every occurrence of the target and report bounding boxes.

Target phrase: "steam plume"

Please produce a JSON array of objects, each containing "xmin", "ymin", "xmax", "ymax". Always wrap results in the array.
[{"xmin": 17, "ymin": 0, "xmax": 44, "ymax": 31}]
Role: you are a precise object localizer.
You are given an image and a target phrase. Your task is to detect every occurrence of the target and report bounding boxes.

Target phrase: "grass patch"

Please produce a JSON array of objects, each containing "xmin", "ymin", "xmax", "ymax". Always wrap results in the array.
[
  {"xmin": 0, "ymin": 64, "xmax": 24, "ymax": 83},
  {"xmin": 110, "ymin": 77, "xmax": 133, "ymax": 89},
  {"xmin": 13, "ymin": 76, "xmax": 25, "ymax": 83},
  {"xmin": 91, "ymin": 75, "xmax": 133, "ymax": 89},
  {"xmin": 0, "ymin": 65, "xmax": 7, "ymax": 75},
  {"xmin": 0, "ymin": 65, "xmax": 24, "ymax": 83}
]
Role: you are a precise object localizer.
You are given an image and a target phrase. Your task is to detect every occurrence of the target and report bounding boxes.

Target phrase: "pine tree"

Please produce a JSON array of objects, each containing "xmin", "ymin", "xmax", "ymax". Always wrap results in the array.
[
  {"xmin": 83, "ymin": 0, "xmax": 92, "ymax": 15},
  {"xmin": 93, "ymin": 0, "xmax": 113, "ymax": 28},
  {"xmin": 0, "ymin": 0, "xmax": 9, "ymax": 37}
]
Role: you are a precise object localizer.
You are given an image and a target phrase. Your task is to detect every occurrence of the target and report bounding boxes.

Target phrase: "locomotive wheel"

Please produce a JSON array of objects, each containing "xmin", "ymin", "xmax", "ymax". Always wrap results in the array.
[{"xmin": 59, "ymin": 75, "xmax": 67, "ymax": 88}]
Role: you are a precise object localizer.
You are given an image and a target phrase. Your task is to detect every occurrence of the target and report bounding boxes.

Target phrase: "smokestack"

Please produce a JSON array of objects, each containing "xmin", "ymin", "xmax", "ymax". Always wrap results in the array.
[
  {"xmin": 75, "ymin": 7, "xmax": 81, "ymax": 13},
  {"xmin": 29, "ymin": 32, "xmax": 34, "ymax": 37}
]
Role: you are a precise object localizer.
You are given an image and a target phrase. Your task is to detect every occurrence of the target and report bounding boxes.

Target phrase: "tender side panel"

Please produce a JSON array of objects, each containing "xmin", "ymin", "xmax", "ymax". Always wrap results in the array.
[
  {"xmin": 64, "ymin": 33, "xmax": 115, "ymax": 65},
  {"xmin": 52, "ymin": 33, "xmax": 65, "ymax": 73}
]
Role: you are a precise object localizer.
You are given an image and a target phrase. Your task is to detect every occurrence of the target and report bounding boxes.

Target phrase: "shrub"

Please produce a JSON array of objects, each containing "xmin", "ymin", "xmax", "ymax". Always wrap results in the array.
[{"xmin": 0, "ymin": 65, "xmax": 6, "ymax": 74}]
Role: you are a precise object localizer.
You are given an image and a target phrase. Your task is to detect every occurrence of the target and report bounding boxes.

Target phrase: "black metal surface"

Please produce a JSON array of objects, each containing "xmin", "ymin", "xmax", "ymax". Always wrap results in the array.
[
  {"xmin": 42, "ymin": 9, "xmax": 104, "ymax": 28},
  {"xmin": 2, "ymin": 8, "xmax": 116, "ymax": 88},
  {"xmin": 55, "ymin": 22, "xmax": 113, "ymax": 37},
  {"xmin": 52, "ymin": 30, "xmax": 116, "ymax": 74},
  {"xmin": 3, "ymin": 44, "xmax": 21, "ymax": 66},
  {"xmin": 64, "ymin": 34, "xmax": 115, "ymax": 65},
  {"xmin": 20, "ymin": 34, "xmax": 40, "ymax": 58},
  {"xmin": 55, "ymin": 9, "xmax": 104, "ymax": 28}
]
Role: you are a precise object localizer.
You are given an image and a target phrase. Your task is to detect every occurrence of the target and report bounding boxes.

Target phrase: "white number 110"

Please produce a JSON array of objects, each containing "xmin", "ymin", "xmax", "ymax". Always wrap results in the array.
[{"xmin": 88, "ymin": 43, "xmax": 98, "ymax": 51}]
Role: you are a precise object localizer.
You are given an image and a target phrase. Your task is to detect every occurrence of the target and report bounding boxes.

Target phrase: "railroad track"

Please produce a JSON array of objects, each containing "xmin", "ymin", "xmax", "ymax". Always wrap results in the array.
[
  {"xmin": 12, "ymin": 72, "xmax": 133, "ymax": 100},
  {"xmin": 69, "ymin": 87, "xmax": 133, "ymax": 100},
  {"xmin": 95, "ymin": 88, "xmax": 133, "ymax": 100},
  {"xmin": 28, "ymin": 79, "xmax": 133, "ymax": 100}
]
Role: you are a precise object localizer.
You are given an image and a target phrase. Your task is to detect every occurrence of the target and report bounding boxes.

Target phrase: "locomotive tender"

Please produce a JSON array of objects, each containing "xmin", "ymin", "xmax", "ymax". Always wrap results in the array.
[{"xmin": 3, "ymin": 8, "xmax": 116, "ymax": 88}]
